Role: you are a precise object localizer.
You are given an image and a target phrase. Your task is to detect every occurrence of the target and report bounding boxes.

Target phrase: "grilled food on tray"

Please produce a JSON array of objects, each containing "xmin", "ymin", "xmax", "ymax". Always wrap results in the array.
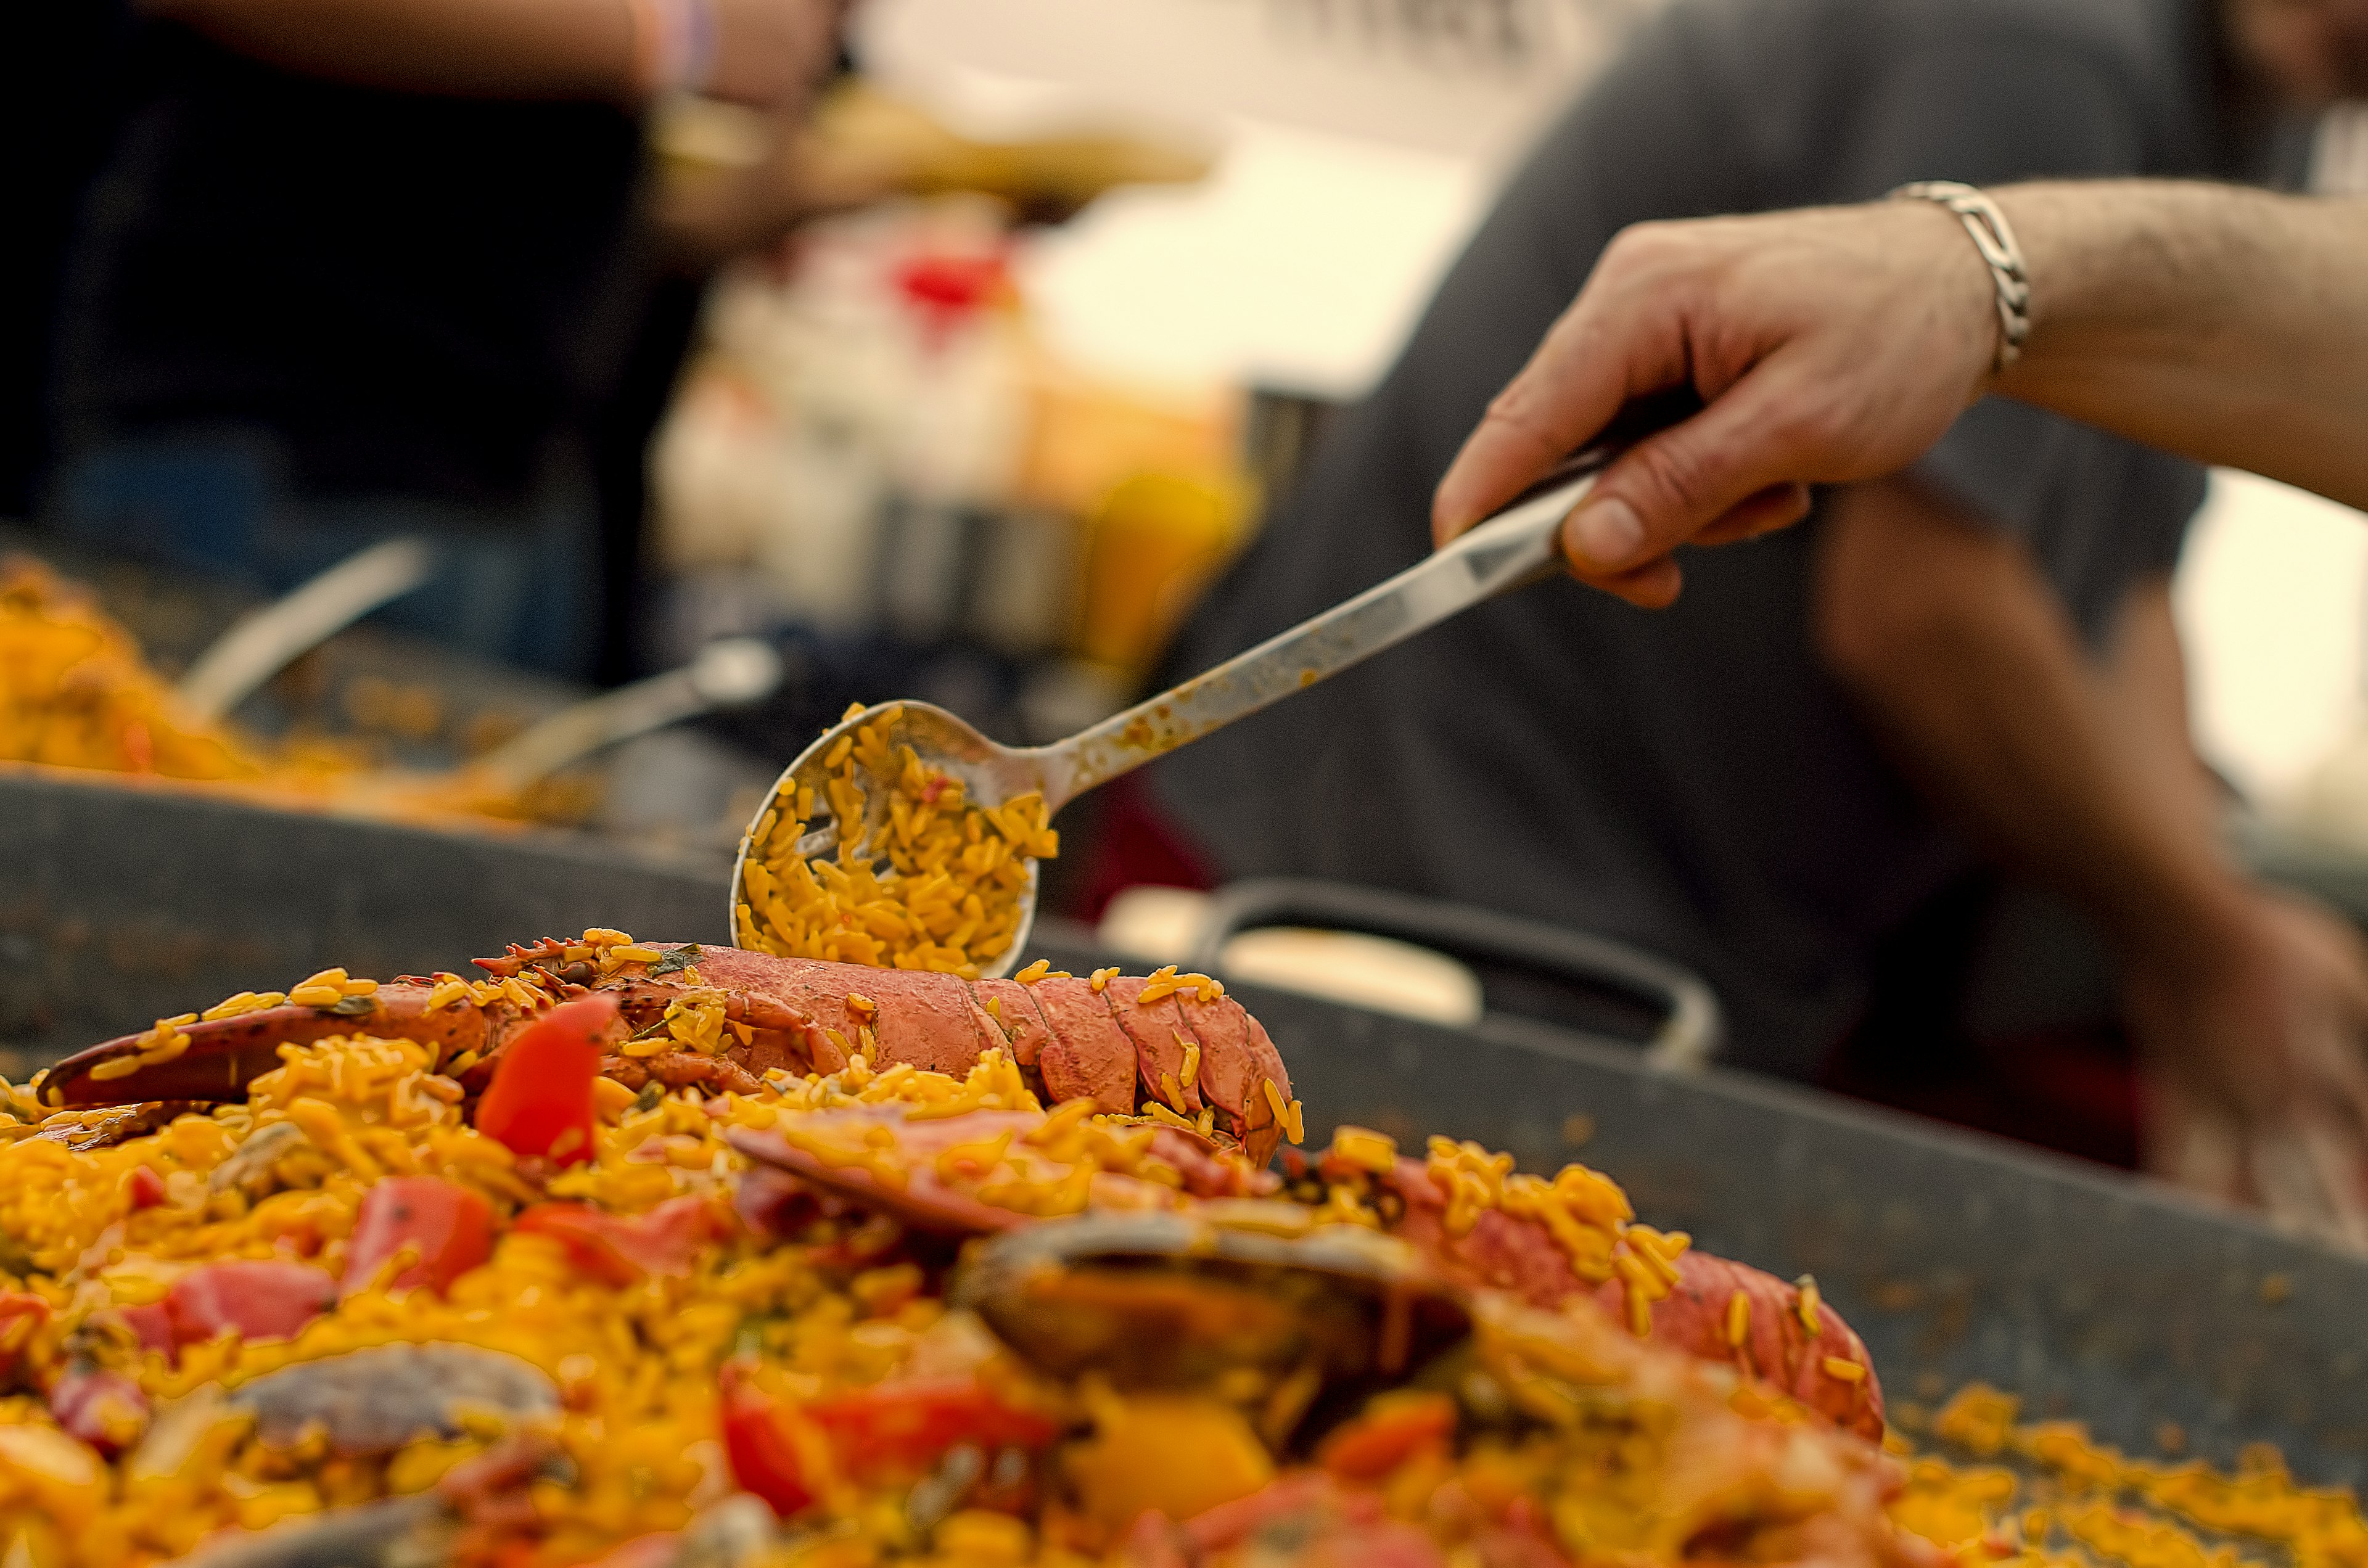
[{"xmin": 0, "ymin": 931, "xmax": 2355, "ymax": 1567}]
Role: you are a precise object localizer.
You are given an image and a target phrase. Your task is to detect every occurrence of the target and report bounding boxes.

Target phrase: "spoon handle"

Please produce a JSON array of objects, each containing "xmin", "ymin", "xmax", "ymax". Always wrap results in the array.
[
  {"xmin": 176, "ymin": 536, "xmax": 438, "ymax": 722},
  {"xmin": 1037, "ymin": 387, "xmax": 1701, "ymax": 807}
]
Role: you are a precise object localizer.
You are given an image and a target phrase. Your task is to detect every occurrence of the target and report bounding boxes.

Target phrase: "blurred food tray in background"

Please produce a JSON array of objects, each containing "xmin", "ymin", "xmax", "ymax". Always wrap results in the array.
[{"xmin": 0, "ymin": 525, "xmax": 776, "ymax": 863}]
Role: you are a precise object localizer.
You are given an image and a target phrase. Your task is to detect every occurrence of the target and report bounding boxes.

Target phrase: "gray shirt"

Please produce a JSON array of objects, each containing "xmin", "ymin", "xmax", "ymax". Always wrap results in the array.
[{"xmin": 1151, "ymin": 0, "xmax": 2284, "ymax": 1079}]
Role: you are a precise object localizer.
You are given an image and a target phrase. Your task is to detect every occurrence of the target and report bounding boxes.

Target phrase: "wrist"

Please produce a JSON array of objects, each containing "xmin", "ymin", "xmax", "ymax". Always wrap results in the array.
[{"xmin": 1889, "ymin": 182, "xmax": 2029, "ymax": 379}]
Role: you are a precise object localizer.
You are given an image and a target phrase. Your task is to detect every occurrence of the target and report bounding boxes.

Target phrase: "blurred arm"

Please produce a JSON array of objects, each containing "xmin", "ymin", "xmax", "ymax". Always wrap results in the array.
[
  {"xmin": 141, "ymin": 0, "xmax": 840, "ymax": 106},
  {"xmin": 141, "ymin": 0, "xmax": 639, "ymax": 99},
  {"xmin": 1812, "ymin": 478, "xmax": 2238, "ymax": 971},
  {"xmin": 1815, "ymin": 475, "xmax": 2368, "ymax": 1233}
]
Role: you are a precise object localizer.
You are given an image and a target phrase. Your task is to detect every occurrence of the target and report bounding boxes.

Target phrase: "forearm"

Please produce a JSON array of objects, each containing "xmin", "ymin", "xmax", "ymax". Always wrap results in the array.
[
  {"xmin": 1995, "ymin": 183, "xmax": 2368, "ymax": 511},
  {"xmin": 2094, "ymin": 580, "xmax": 2222, "ymax": 845},
  {"xmin": 1817, "ymin": 484, "xmax": 2243, "ymax": 969},
  {"xmin": 141, "ymin": 0, "xmax": 636, "ymax": 100}
]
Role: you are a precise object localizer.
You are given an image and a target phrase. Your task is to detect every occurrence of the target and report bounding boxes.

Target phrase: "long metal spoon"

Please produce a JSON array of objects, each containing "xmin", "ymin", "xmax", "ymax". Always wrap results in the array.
[
  {"xmin": 176, "ymin": 537, "xmax": 438, "ymax": 722},
  {"xmin": 468, "ymin": 638, "xmax": 784, "ymax": 794},
  {"xmin": 731, "ymin": 393, "xmax": 1693, "ymax": 977}
]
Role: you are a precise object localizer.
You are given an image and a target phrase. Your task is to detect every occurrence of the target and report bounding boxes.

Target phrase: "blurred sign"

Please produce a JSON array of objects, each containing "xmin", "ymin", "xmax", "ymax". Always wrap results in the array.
[{"xmin": 859, "ymin": 0, "xmax": 1648, "ymax": 159}]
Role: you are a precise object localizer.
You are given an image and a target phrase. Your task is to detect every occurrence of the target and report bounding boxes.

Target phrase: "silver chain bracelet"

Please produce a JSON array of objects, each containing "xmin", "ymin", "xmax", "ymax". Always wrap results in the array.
[{"xmin": 1891, "ymin": 180, "xmax": 2031, "ymax": 371}]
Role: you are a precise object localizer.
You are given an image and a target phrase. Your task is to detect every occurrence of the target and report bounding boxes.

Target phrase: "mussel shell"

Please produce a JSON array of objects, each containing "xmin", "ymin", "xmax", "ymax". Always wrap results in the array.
[
  {"xmin": 950, "ymin": 1210, "xmax": 1472, "ymax": 1397},
  {"xmin": 228, "ymin": 1343, "xmax": 560, "ymax": 1456},
  {"xmin": 170, "ymin": 1494, "xmax": 452, "ymax": 1568}
]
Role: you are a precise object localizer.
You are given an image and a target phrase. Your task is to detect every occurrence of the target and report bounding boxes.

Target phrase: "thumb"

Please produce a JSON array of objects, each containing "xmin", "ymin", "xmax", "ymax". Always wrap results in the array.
[{"xmin": 1559, "ymin": 365, "xmax": 1824, "ymax": 574}]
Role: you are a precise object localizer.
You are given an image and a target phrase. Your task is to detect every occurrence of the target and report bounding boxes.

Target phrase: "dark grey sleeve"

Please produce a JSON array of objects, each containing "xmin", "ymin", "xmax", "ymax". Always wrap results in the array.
[{"xmin": 1823, "ymin": 30, "xmax": 2205, "ymax": 606}]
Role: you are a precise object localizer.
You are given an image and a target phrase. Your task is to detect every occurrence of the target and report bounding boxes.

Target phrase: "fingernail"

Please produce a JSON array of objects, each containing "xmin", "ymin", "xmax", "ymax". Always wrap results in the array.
[{"xmin": 1564, "ymin": 498, "xmax": 1643, "ymax": 569}]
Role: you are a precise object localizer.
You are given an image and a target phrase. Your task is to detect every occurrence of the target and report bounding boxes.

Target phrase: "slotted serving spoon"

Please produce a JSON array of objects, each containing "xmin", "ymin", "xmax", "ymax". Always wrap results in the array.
[{"xmin": 731, "ymin": 392, "xmax": 1695, "ymax": 977}]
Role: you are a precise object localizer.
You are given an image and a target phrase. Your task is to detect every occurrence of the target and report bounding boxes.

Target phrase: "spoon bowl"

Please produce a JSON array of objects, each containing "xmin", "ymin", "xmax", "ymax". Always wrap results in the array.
[{"xmin": 731, "ymin": 700, "xmax": 1054, "ymax": 978}]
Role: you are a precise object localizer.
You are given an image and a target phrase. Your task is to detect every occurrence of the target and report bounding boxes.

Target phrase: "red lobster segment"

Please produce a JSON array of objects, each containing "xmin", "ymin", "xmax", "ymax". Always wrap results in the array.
[
  {"xmin": 734, "ymin": 1110, "xmax": 1888, "ymax": 1440},
  {"xmin": 1304, "ymin": 1141, "xmax": 1884, "ymax": 1438},
  {"xmin": 36, "ymin": 940, "xmax": 1296, "ymax": 1165}
]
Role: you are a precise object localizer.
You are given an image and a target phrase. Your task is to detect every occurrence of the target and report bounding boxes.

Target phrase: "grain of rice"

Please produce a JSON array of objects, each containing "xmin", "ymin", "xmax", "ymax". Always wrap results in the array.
[
  {"xmin": 1260, "ymin": 1077, "xmax": 1289, "ymax": 1130},
  {"xmin": 1794, "ymin": 1275, "xmax": 1822, "ymax": 1336},
  {"xmin": 1330, "ymin": 1126, "xmax": 1399, "ymax": 1175},
  {"xmin": 200, "ymin": 992, "xmax": 286, "ymax": 1022},
  {"xmin": 1145, "ymin": 1101, "xmax": 1198, "ymax": 1132}
]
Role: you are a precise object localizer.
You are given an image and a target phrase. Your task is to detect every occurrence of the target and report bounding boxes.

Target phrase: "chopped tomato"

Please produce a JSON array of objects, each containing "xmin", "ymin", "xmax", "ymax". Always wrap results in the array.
[
  {"xmin": 474, "ymin": 993, "xmax": 618, "ymax": 1164},
  {"xmin": 513, "ymin": 1196, "xmax": 722, "ymax": 1288},
  {"xmin": 163, "ymin": 1259, "xmax": 335, "ymax": 1345},
  {"xmin": 113, "ymin": 1303, "xmax": 175, "ymax": 1357},
  {"xmin": 1317, "ymin": 1392, "xmax": 1458, "ymax": 1480},
  {"xmin": 720, "ymin": 1363, "xmax": 817, "ymax": 1518},
  {"xmin": 123, "ymin": 1165, "xmax": 168, "ymax": 1211},
  {"xmin": 344, "ymin": 1176, "xmax": 494, "ymax": 1298},
  {"xmin": 809, "ymin": 1379, "xmax": 1061, "ymax": 1480},
  {"xmin": 48, "ymin": 1365, "xmax": 149, "ymax": 1455},
  {"xmin": 720, "ymin": 1366, "xmax": 1061, "ymax": 1519}
]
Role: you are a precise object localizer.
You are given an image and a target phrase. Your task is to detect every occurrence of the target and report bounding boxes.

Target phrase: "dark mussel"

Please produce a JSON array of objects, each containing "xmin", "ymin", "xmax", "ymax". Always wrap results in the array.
[
  {"xmin": 948, "ymin": 1207, "xmax": 1473, "ymax": 1448},
  {"xmin": 167, "ymin": 1434, "xmax": 565, "ymax": 1568},
  {"xmin": 226, "ymin": 1343, "xmax": 560, "ymax": 1456}
]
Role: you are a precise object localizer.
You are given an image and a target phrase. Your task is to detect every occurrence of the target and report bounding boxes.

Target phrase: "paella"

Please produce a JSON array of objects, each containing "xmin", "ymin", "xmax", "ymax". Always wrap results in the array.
[{"xmin": 0, "ymin": 926, "xmax": 2351, "ymax": 1568}]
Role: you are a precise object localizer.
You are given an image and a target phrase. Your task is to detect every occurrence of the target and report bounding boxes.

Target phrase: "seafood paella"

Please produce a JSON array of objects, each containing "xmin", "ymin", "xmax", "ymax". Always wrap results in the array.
[{"xmin": 0, "ymin": 929, "xmax": 2358, "ymax": 1568}]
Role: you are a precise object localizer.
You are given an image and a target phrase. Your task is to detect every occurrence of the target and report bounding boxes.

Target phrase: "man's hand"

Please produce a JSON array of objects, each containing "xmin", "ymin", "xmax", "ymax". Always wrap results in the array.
[
  {"xmin": 1433, "ymin": 183, "xmax": 2368, "ymax": 607},
  {"xmin": 2128, "ymin": 888, "xmax": 2368, "ymax": 1246},
  {"xmin": 1432, "ymin": 202, "xmax": 1999, "ymax": 607}
]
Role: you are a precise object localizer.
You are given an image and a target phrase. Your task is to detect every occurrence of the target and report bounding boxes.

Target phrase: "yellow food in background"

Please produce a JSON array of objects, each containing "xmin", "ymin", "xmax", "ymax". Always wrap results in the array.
[
  {"xmin": 0, "ymin": 560, "xmax": 271, "ymax": 784},
  {"xmin": 0, "ymin": 557, "xmax": 593, "ymax": 829}
]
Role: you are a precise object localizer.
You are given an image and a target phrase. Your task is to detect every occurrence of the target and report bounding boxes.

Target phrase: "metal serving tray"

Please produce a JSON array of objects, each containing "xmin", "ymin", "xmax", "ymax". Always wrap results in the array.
[{"xmin": 4, "ymin": 773, "xmax": 2364, "ymax": 1484}]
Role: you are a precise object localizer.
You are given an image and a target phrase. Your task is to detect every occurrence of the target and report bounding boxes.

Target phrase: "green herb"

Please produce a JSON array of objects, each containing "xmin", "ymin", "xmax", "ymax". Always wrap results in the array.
[
  {"xmin": 329, "ymin": 993, "xmax": 377, "ymax": 1017},
  {"xmin": 630, "ymin": 1082, "xmax": 664, "ymax": 1115},
  {"xmin": 649, "ymin": 945, "xmax": 701, "ymax": 979},
  {"xmin": 0, "ymin": 1231, "xmax": 35, "ymax": 1279}
]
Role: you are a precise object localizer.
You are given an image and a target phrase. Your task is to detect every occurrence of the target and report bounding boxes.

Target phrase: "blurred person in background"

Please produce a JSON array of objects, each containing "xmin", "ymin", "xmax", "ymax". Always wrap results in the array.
[
  {"xmin": 1147, "ymin": 0, "xmax": 2368, "ymax": 1220},
  {"xmin": 41, "ymin": 0, "xmax": 844, "ymax": 679}
]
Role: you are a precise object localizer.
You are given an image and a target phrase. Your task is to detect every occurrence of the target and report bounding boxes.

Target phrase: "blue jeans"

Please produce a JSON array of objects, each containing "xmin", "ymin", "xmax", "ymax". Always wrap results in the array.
[{"xmin": 49, "ymin": 432, "xmax": 601, "ymax": 680}]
